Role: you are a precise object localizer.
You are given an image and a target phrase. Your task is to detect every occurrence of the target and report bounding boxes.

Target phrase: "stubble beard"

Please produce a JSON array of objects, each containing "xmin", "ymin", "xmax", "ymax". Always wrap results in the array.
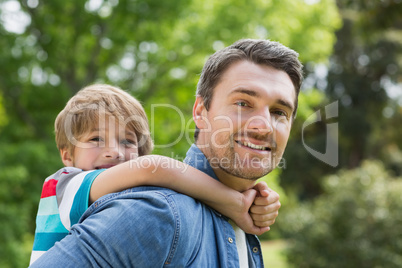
[{"xmin": 208, "ymin": 134, "xmax": 276, "ymax": 180}]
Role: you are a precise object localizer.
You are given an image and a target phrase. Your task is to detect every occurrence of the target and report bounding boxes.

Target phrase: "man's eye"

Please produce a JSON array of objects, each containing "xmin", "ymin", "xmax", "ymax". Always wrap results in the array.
[
  {"xmin": 235, "ymin": 101, "xmax": 249, "ymax": 107},
  {"xmin": 272, "ymin": 110, "xmax": 288, "ymax": 118}
]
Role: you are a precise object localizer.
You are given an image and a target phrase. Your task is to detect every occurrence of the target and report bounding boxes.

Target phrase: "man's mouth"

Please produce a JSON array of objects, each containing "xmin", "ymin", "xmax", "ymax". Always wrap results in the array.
[{"xmin": 235, "ymin": 140, "xmax": 271, "ymax": 151}]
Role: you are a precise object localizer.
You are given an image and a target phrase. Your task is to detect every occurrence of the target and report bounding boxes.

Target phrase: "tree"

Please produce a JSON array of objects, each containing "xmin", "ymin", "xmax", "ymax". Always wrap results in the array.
[
  {"xmin": 327, "ymin": 0, "xmax": 402, "ymax": 169},
  {"xmin": 280, "ymin": 0, "xmax": 402, "ymax": 199}
]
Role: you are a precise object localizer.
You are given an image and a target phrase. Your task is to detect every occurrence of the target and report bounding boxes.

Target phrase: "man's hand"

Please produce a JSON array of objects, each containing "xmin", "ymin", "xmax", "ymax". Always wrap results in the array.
[
  {"xmin": 230, "ymin": 181, "xmax": 280, "ymax": 236},
  {"xmin": 230, "ymin": 188, "xmax": 270, "ymax": 236},
  {"xmin": 250, "ymin": 181, "xmax": 281, "ymax": 228}
]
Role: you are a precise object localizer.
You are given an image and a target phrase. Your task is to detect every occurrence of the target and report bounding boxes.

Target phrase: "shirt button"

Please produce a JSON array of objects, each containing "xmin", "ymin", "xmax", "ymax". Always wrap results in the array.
[
  {"xmin": 253, "ymin": 247, "xmax": 259, "ymax": 253},
  {"xmin": 228, "ymin": 237, "xmax": 233, "ymax": 243}
]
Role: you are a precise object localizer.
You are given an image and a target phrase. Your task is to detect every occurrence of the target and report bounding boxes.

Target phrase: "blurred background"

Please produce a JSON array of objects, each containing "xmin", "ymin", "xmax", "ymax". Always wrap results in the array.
[{"xmin": 0, "ymin": 0, "xmax": 401, "ymax": 267}]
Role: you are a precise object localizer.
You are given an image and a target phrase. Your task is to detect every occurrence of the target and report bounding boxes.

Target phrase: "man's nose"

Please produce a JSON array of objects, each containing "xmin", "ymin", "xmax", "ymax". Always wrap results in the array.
[{"xmin": 245, "ymin": 108, "xmax": 273, "ymax": 133}]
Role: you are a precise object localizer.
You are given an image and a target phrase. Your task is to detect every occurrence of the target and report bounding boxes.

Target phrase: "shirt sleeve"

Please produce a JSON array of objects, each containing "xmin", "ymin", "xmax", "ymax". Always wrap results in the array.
[{"xmin": 55, "ymin": 168, "xmax": 105, "ymax": 230}]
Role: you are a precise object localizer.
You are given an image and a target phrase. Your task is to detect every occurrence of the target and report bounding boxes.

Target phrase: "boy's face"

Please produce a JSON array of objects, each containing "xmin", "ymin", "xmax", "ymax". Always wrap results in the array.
[{"xmin": 61, "ymin": 116, "xmax": 138, "ymax": 171}]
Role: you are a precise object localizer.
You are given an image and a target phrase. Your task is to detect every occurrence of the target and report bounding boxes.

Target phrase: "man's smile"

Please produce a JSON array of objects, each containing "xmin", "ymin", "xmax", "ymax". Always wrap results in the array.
[{"xmin": 235, "ymin": 140, "xmax": 271, "ymax": 151}]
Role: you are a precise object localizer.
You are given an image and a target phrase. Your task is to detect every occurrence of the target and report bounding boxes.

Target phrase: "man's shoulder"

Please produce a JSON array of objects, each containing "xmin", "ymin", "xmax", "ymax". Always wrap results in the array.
[
  {"xmin": 81, "ymin": 186, "xmax": 208, "ymax": 244},
  {"xmin": 87, "ymin": 186, "xmax": 209, "ymax": 225},
  {"xmin": 89, "ymin": 186, "xmax": 201, "ymax": 209},
  {"xmin": 69, "ymin": 187, "xmax": 216, "ymax": 267},
  {"xmin": 95, "ymin": 186, "xmax": 201, "ymax": 209}
]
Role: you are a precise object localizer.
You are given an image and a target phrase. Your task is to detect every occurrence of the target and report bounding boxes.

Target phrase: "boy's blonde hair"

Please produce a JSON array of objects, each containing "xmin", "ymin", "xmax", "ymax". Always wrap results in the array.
[{"xmin": 55, "ymin": 84, "xmax": 153, "ymax": 157}]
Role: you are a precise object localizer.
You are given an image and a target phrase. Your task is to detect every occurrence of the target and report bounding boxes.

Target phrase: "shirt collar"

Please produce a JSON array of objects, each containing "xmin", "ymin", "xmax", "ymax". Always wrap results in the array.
[{"xmin": 184, "ymin": 144, "xmax": 219, "ymax": 182}]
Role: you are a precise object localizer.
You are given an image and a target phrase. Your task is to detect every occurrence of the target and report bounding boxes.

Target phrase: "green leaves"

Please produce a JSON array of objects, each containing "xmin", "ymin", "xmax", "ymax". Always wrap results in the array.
[
  {"xmin": 0, "ymin": 93, "xmax": 8, "ymax": 129},
  {"xmin": 283, "ymin": 161, "xmax": 402, "ymax": 267}
]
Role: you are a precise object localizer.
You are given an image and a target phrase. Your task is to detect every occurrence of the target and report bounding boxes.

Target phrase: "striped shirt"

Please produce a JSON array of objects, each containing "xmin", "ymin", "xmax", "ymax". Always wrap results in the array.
[{"xmin": 30, "ymin": 167, "xmax": 104, "ymax": 265}]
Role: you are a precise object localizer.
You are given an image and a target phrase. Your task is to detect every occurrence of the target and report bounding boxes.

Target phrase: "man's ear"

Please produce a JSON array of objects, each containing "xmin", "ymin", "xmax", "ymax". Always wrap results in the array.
[
  {"xmin": 193, "ymin": 96, "xmax": 208, "ymax": 129},
  {"xmin": 60, "ymin": 149, "xmax": 74, "ymax": 167}
]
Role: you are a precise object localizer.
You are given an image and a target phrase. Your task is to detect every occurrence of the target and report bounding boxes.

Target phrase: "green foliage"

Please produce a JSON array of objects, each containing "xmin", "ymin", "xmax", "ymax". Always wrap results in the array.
[
  {"xmin": 296, "ymin": 88, "xmax": 327, "ymax": 121},
  {"xmin": 0, "ymin": 141, "xmax": 57, "ymax": 267},
  {"xmin": 279, "ymin": 0, "xmax": 402, "ymax": 200},
  {"xmin": 326, "ymin": 0, "xmax": 402, "ymax": 169},
  {"xmin": 0, "ymin": 93, "xmax": 8, "ymax": 129},
  {"xmin": 282, "ymin": 161, "xmax": 402, "ymax": 268},
  {"xmin": 280, "ymin": 88, "xmax": 333, "ymax": 199}
]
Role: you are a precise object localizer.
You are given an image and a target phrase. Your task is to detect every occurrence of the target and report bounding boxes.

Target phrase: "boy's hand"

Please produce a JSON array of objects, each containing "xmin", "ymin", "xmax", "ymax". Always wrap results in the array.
[{"xmin": 250, "ymin": 181, "xmax": 281, "ymax": 228}]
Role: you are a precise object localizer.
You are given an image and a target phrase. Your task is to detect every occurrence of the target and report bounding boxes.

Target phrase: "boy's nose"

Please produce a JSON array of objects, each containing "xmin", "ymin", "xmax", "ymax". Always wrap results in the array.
[{"xmin": 103, "ymin": 144, "xmax": 124, "ymax": 159}]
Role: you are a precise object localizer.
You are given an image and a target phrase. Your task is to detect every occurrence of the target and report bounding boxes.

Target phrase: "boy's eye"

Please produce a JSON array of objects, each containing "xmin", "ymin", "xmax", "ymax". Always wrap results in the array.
[
  {"xmin": 121, "ymin": 139, "xmax": 137, "ymax": 147},
  {"xmin": 90, "ymin": 137, "xmax": 102, "ymax": 142}
]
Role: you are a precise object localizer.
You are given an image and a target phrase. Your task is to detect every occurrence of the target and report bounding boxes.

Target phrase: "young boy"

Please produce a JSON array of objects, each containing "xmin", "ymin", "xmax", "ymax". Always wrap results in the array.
[{"xmin": 30, "ymin": 84, "xmax": 278, "ymax": 264}]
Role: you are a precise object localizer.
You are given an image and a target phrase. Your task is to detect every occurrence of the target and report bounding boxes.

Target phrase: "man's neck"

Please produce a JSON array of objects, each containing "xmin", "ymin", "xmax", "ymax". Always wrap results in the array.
[
  {"xmin": 195, "ymin": 143, "xmax": 257, "ymax": 192},
  {"xmin": 213, "ymin": 167, "xmax": 256, "ymax": 192}
]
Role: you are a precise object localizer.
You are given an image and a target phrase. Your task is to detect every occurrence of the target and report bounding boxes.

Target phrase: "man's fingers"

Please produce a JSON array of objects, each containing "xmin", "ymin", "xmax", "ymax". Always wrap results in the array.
[
  {"xmin": 253, "ymin": 181, "xmax": 270, "ymax": 197},
  {"xmin": 250, "ymin": 210, "xmax": 279, "ymax": 227},
  {"xmin": 241, "ymin": 188, "xmax": 258, "ymax": 210},
  {"xmin": 253, "ymin": 190, "xmax": 280, "ymax": 206},
  {"xmin": 267, "ymin": 190, "xmax": 279, "ymax": 203},
  {"xmin": 254, "ymin": 181, "xmax": 268, "ymax": 190},
  {"xmin": 250, "ymin": 210, "xmax": 279, "ymax": 222},
  {"xmin": 252, "ymin": 218, "xmax": 276, "ymax": 228},
  {"xmin": 250, "ymin": 201, "xmax": 281, "ymax": 214},
  {"xmin": 253, "ymin": 196, "xmax": 269, "ymax": 206},
  {"xmin": 251, "ymin": 226, "xmax": 270, "ymax": 236},
  {"xmin": 253, "ymin": 194, "xmax": 280, "ymax": 206},
  {"xmin": 245, "ymin": 225, "xmax": 271, "ymax": 236}
]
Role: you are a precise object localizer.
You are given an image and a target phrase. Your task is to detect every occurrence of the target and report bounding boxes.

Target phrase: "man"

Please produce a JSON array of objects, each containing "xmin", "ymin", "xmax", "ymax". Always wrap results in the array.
[{"xmin": 30, "ymin": 39, "xmax": 303, "ymax": 267}]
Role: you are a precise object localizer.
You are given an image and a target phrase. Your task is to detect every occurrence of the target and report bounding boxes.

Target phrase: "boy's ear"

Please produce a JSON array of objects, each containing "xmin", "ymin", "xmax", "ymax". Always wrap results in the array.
[
  {"xmin": 193, "ymin": 96, "xmax": 208, "ymax": 129},
  {"xmin": 60, "ymin": 149, "xmax": 74, "ymax": 167}
]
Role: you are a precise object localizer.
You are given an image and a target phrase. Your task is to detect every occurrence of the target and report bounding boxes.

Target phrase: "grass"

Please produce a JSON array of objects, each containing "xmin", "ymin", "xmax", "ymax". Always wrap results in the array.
[{"xmin": 261, "ymin": 239, "xmax": 289, "ymax": 268}]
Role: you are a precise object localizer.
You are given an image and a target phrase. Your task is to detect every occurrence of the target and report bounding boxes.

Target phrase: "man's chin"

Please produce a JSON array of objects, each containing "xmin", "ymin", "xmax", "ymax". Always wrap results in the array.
[
  {"xmin": 235, "ymin": 155, "xmax": 274, "ymax": 170},
  {"xmin": 220, "ymin": 165, "xmax": 273, "ymax": 181}
]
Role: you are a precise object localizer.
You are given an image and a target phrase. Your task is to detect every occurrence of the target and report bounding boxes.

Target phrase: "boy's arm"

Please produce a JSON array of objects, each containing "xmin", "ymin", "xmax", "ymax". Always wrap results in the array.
[{"xmin": 90, "ymin": 155, "xmax": 269, "ymax": 235}]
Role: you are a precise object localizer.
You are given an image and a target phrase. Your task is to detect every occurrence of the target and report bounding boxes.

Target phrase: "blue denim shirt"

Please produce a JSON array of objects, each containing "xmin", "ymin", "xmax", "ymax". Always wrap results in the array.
[{"xmin": 30, "ymin": 144, "xmax": 264, "ymax": 267}]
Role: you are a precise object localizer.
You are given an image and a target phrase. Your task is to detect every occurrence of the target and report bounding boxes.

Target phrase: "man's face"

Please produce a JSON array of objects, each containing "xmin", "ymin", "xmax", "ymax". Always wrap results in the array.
[{"xmin": 195, "ymin": 60, "xmax": 295, "ymax": 184}]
